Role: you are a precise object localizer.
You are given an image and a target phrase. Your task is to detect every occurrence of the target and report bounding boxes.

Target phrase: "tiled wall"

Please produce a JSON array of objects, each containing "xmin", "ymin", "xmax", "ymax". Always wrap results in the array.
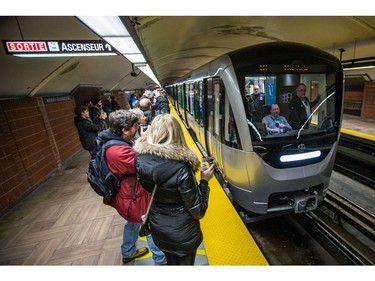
[
  {"xmin": 362, "ymin": 82, "xmax": 375, "ymax": 119},
  {"xmin": 0, "ymin": 97, "xmax": 81, "ymax": 215},
  {"xmin": 343, "ymin": 82, "xmax": 375, "ymax": 118}
]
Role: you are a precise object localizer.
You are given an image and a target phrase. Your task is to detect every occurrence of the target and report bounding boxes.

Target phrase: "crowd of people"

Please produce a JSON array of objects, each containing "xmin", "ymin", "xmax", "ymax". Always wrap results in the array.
[
  {"xmin": 72, "ymin": 82, "xmax": 318, "ymax": 265},
  {"xmin": 73, "ymin": 87, "xmax": 213, "ymax": 266}
]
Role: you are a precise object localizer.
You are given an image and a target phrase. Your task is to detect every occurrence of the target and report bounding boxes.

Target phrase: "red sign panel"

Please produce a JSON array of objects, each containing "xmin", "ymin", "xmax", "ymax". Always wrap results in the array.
[{"xmin": 6, "ymin": 41, "xmax": 47, "ymax": 52}]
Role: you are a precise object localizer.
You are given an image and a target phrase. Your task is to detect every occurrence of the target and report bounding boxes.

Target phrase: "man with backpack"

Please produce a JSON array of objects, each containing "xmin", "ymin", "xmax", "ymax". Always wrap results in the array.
[{"xmin": 96, "ymin": 110, "xmax": 166, "ymax": 265}]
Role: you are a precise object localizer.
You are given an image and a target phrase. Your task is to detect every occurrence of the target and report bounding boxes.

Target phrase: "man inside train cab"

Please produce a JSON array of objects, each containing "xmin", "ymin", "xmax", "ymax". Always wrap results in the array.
[
  {"xmin": 248, "ymin": 85, "xmax": 265, "ymax": 122},
  {"xmin": 289, "ymin": 83, "xmax": 320, "ymax": 130},
  {"xmin": 262, "ymin": 104, "xmax": 292, "ymax": 135}
]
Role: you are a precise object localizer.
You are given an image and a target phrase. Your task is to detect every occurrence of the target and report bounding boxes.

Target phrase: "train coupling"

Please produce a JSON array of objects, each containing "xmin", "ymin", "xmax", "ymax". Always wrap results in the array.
[{"xmin": 293, "ymin": 192, "xmax": 318, "ymax": 213}]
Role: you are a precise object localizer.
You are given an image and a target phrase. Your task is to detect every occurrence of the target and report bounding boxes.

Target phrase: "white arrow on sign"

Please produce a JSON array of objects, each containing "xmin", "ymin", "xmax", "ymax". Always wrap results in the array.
[{"xmin": 105, "ymin": 43, "xmax": 112, "ymax": 51}]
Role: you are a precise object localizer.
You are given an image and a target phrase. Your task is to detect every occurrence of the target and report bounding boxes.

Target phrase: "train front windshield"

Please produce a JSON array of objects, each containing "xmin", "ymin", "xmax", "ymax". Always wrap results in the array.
[
  {"xmin": 244, "ymin": 65, "xmax": 340, "ymax": 143},
  {"xmin": 241, "ymin": 61, "xmax": 343, "ymax": 167}
]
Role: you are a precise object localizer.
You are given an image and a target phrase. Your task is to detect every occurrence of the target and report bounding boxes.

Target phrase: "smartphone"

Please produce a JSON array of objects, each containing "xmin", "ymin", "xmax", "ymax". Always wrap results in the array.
[
  {"xmin": 139, "ymin": 124, "xmax": 148, "ymax": 133},
  {"xmin": 202, "ymin": 156, "xmax": 215, "ymax": 167}
]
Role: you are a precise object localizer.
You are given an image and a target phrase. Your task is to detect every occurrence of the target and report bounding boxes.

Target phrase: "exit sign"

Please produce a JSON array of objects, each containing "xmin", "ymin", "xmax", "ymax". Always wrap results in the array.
[{"xmin": 2, "ymin": 40, "xmax": 118, "ymax": 57}]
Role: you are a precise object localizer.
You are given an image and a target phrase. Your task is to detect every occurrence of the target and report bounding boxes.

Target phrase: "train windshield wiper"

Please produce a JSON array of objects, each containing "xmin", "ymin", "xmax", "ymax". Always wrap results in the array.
[
  {"xmin": 247, "ymin": 119, "xmax": 263, "ymax": 142},
  {"xmin": 297, "ymin": 91, "xmax": 335, "ymax": 139}
]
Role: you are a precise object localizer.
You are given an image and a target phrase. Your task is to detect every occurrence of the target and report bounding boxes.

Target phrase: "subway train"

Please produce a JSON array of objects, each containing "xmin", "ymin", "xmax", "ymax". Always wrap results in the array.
[{"xmin": 165, "ymin": 41, "xmax": 344, "ymax": 217}]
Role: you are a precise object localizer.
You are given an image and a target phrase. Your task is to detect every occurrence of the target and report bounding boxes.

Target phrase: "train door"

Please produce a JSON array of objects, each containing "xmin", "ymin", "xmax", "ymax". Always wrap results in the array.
[
  {"xmin": 197, "ymin": 80, "xmax": 206, "ymax": 149},
  {"xmin": 172, "ymin": 85, "xmax": 178, "ymax": 111},
  {"xmin": 182, "ymin": 83, "xmax": 190, "ymax": 127},
  {"xmin": 176, "ymin": 84, "xmax": 183, "ymax": 116},
  {"xmin": 205, "ymin": 78, "xmax": 224, "ymax": 169}
]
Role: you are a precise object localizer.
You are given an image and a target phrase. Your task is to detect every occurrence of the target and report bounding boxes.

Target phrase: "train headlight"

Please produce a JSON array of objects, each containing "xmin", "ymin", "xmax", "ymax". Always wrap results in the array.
[{"xmin": 280, "ymin": 151, "xmax": 321, "ymax": 162}]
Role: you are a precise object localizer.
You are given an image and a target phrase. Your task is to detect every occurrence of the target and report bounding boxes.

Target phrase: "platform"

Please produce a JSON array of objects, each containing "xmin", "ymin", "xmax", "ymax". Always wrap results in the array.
[
  {"xmin": 0, "ymin": 105, "xmax": 268, "ymax": 266},
  {"xmin": 3, "ymin": 112, "xmax": 372, "ymax": 267},
  {"xmin": 341, "ymin": 114, "xmax": 375, "ymax": 139},
  {"xmin": 171, "ymin": 107, "xmax": 268, "ymax": 266}
]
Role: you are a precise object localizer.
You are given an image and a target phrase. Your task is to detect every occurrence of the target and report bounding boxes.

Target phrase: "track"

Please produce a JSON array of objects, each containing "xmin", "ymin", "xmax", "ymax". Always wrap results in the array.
[{"xmin": 335, "ymin": 132, "xmax": 375, "ymax": 189}]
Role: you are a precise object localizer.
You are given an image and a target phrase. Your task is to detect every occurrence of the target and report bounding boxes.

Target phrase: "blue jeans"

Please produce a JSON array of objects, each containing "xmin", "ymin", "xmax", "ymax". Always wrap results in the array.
[{"xmin": 121, "ymin": 221, "xmax": 165, "ymax": 265}]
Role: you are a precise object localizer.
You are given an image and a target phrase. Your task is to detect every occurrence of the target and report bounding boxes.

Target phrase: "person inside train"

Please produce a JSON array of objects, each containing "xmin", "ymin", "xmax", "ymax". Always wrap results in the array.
[
  {"xmin": 98, "ymin": 110, "xmax": 166, "ymax": 265},
  {"xmin": 247, "ymin": 85, "xmax": 266, "ymax": 122},
  {"xmin": 262, "ymin": 103, "xmax": 292, "ymax": 135},
  {"xmin": 289, "ymin": 83, "xmax": 320, "ymax": 130},
  {"xmin": 134, "ymin": 114, "xmax": 214, "ymax": 265},
  {"xmin": 73, "ymin": 105, "xmax": 107, "ymax": 156}
]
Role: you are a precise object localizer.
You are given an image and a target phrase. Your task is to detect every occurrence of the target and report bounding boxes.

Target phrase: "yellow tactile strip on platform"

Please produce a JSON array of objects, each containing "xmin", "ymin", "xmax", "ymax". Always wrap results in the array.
[{"xmin": 170, "ymin": 108, "xmax": 268, "ymax": 265}]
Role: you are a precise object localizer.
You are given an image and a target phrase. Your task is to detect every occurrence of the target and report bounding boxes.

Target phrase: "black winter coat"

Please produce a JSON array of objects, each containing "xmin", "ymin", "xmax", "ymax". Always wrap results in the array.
[
  {"xmin": 154, "ymin": 95, "xmax": 170, "ymax": 115},
  {"xmin": 134, "ymin": 138, "xmax": 210, "ymax": 257},
  {"xmin": 74, "ymin": 116, "xmax": 106, "ymax": 152}
]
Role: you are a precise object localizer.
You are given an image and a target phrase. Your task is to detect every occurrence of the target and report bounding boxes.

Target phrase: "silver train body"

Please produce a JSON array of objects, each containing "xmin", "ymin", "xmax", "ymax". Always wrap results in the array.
[{"xmin": 165, "ymin": 42, "xmax": 344, "ymax": 215}]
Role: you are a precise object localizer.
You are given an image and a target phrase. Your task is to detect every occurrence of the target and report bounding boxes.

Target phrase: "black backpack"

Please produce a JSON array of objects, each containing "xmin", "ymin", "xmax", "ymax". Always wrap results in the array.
[{"xmin": 87, "ymin": 139, "xmax": 129, "ymax": 198}]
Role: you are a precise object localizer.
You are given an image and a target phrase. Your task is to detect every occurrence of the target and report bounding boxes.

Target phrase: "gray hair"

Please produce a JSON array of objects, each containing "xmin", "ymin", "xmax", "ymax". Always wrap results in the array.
[
  {"xmin": 130, "ymin": 108, "xmax": 144, "ymax": 118},
  {"xmin": 109, "ymin": 110, "xmax": 139, "ymax": 136}
]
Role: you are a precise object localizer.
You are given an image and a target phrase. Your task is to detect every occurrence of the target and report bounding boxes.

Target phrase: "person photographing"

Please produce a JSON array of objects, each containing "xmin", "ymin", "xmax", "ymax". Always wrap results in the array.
[{"xmin": 134, "ymin": 114, "xmax": 214, "ymax": 265}]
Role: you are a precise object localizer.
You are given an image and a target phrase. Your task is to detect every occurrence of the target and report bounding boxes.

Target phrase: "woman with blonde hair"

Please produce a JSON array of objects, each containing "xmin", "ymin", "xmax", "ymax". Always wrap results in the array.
[{"xmin": 134, "ymin": 114, "xmax": 214, "ymax": 265}]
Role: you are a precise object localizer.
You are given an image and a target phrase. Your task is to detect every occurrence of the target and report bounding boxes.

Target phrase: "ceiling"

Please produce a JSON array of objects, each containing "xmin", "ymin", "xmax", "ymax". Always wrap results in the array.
[{"xmin": 1, "ymin": 16, "xmax": 375, "ymax": 99}]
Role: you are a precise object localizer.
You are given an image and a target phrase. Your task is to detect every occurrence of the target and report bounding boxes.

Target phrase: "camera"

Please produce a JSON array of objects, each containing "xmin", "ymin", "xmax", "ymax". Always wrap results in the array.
[{"xmin": 139, "ymin": 124, "xmax": 148, "ymax": 133}]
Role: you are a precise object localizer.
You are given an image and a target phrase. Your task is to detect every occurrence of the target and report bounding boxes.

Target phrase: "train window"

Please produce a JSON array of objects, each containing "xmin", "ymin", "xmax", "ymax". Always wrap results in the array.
[
  {"xmin": 199, "ymin": 81, "xmax": 204, "ymax": 127},
  {"xmin": 213, "ymin": 81, "xmax": 221, "ymax": 138},
  {"xmin": 225, "ymin": 100, "xmax": 241, "ymax": 149},
  {"xmin": 189, "ymin": 83, "xmax": 195, "ymax": 115},
  {"xmin": 193, "ymin": 81, "xmax": 199, "ymax": 122},
  {"xmin": 177, "ymin": 84, "xmax": 182, "ymax": 107},
  {"xmin": 206, "ymin": 77, "xmax": 241, "ymax": 155},
  {"xmin": 244, "ymin": 72, "xmax": 338, "ymax": 142},
  {"xmin": 184, "ymin": 84, "xmax": 190, "ymax": 112}
]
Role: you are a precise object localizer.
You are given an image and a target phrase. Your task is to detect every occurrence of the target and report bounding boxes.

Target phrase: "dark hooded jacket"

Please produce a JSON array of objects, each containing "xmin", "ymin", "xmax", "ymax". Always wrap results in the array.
[
  {"xmin": 154, "ymin": 95, "xmax": 170, "ymax": 115},
  {"xmin": 134, "ymin": 136, "xmax": 210, "ymax": 257},
  {"xmin": 74, "ymin": 116, "xmax": 106, "ymax": 152}
]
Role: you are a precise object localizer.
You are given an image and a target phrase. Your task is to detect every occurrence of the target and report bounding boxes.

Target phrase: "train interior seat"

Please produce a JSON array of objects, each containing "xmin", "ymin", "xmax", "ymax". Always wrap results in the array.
[{"xmin": 254, "ymin": 122, "xmax": 267, "ymax": 136}]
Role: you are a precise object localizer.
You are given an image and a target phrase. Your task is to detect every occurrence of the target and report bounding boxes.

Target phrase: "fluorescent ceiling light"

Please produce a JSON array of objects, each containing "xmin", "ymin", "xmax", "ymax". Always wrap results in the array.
[
  {"xmin": 77, "ymin": 16, "xmax": 160, "ymax": 85},
  {"xmin": 343, "ymin": 65, "xmax": 375, "ymax": 71},
  {"xmin": 125, "ymin": 54, "xmax": 147, "ymax": 63},
  {"xmin": 103, "ymin": 37, "xmax": 140, "ymax": 54},
  {"xmin": 280, "ymin": 151, "xmax": 321, "ymax": 162},
  {"xmin": 138, "ymin": 65, "xmax": 161, "ymax": 85},
  {"xmin": 342, "ymin": 59, "xmax": 375, "ymax": 71},
  {"xmin": 77, "ymin": 16, "xmax": 129, "ymax": 36}
]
